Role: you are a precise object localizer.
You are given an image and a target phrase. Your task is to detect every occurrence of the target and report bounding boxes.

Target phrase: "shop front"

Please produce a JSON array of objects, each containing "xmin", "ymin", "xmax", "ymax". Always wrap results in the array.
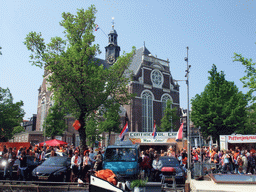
[
  {"xmin": 128, "ymin": 132, "xmax": 186, "ymax": 154},
  {"xmin": 220, "ymin": 135, "xmax": 256, "ymax": 151}
]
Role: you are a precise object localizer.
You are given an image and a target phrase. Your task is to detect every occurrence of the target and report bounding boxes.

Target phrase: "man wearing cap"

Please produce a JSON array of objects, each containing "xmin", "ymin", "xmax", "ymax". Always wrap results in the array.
[{"xmin": 71, "ymin": 151, "xmax": 82, "ymax": 179}]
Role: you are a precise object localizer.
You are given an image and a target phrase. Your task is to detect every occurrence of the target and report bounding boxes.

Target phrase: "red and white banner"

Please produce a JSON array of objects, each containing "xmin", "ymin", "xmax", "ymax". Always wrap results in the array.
[
  {"xmin": 175, "ymin": 123, "xmax": 183, "ymax": 141},
  {"xmin": 119, "ymin": 122, "xmax": 128, "ymax": 141}
]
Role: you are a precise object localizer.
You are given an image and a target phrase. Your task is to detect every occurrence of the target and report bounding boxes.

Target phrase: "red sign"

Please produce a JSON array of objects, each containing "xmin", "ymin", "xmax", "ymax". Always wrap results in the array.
[
  {"xmin": 228, "ymin": 135, "xmax": 256, "ymax": 143},
  {"xmin": 73, "ymin": 120, "xmax": 81, "ymax": 131}
]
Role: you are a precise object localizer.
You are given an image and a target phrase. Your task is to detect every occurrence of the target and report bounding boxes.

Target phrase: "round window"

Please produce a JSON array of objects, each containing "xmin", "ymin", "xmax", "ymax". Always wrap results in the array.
[{"xmin": 151, "ymin": 70, "xmax": 163, "ymax": 86}]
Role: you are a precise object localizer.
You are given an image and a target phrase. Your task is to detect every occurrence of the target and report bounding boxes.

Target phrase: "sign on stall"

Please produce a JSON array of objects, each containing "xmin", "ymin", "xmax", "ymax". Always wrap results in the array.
[
  {"xmin": 128, "ymin": 132, "xmax": 177, "ymax": 144},
  {"xmin": 227, "ymin": 135, "xmax": 256, "ymax": 143},
  {"xmin": 219, "ymin": 135, "xmax": 256, "ymax": 151},
  {"xmin": 129, "ymin": 132, "xmax": 177, "ymax": 138}
]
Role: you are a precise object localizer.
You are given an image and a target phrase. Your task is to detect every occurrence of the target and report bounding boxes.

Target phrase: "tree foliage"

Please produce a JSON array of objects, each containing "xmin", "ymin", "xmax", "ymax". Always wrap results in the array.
[
  {"xmin": 85, "ymin": 112, "xmax": 102, "ymax": 147},
  {"xmin": 99, "ymin": 102, "xmax": 121, "ymax": 145},
  {"xmin": 233, "ymin": 53, "xmax": 256, "ymax": 102},
  {"xmin": 191, "ymin": 64, "xmax": 247, "ymax": 142},
  {"xmin": 12, "ymin": 126, "xmax": 25, "ymax": 135},
  {"xmin": 233, "ymin": 51, "xmax": 256, "ymax": 133},
  {"xmin": 160, "ymin": 100, "xmax": 179, "ymax": 132},
  {"xmin": 0, "ymin": 46, "xmax": 2, "ymax": 55},
  {"xmin": 0, "ymin": 87, "xmax": 25, "ymax": 141},
  {"xmin": 24, "ymin": 5, "xmax": 135, "ymax": 149},
  {"xmin": 43, "ymin": 103, "xmax": 67, "ymax": 137},
  {"xmin": 240, "ymin": 104, "xmax": 256, "ymax": 134}
]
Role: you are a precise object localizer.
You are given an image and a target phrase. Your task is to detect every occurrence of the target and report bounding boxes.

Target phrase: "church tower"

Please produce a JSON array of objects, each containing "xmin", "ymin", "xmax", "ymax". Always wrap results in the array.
[{"xmin": 105, "ymin": 20, "xmax": 120, "ymax": 65}]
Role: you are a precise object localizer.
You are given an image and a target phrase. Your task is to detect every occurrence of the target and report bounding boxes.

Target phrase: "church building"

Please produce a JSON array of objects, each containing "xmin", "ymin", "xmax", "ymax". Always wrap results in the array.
[{"xmin": 34, "ymin": 24, "xmax": 181, "ymax": 149}]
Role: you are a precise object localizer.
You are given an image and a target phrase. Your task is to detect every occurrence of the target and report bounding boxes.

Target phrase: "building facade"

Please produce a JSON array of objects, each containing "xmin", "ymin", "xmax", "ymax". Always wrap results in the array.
[{"xmin": 34, "ymin": 24, "xmax": 180, "ymax": 148}]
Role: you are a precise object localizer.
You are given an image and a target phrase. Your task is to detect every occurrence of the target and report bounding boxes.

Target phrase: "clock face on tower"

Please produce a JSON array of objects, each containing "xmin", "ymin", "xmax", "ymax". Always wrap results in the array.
[{"xmin": 107, "ymin": 55, "xmax": 115, "ymax": 64}]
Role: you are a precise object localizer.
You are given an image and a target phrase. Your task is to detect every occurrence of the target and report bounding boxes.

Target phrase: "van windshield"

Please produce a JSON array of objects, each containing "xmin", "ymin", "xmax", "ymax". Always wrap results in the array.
[{"xmin": 104, "ymin": 148, "xmax": 137, "ymax": 162}]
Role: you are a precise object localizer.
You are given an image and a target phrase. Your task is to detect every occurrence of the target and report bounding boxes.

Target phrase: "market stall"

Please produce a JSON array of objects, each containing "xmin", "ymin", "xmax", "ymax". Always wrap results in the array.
[
  {"xmin": 128, "ymin": 132, "xmax": 186, "ymax": 155},
  {"xmin": 220, "ymin": 135, "xmax": 256, "ymax": 151}
]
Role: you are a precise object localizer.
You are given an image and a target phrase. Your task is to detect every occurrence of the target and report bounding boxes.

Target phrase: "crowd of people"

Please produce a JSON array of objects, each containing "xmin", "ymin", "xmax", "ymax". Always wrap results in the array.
[
  {"xmin": 139, "ymin": 145, "xmax": 256, "ymax": 181},
  {"xmin": 0, "ymin": 144, "xmax": 104, "ymax": 181},
  {"xmin": 187, "ymin": 146, "xmax": 256, "ymax": 174},
  {"xmin": 2, "ymin": 144, "xmax": 256, "ymax": 182}
]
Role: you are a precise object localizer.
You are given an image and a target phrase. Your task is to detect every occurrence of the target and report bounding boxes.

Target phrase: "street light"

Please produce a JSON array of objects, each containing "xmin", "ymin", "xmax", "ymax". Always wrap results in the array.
[
  {"xmin": 185, "ymin": 46, "xmax": 192, "ymax": 182},
  {"xmin": 173, "ymin": 47, "xmax": 191, "ymax": 181}
]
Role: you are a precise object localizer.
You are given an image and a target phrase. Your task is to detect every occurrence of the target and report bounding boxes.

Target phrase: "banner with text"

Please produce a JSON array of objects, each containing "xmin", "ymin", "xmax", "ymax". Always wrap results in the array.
[{"xmin": 128, "ymin": 132, "xmax": 178, "ymax": 144}]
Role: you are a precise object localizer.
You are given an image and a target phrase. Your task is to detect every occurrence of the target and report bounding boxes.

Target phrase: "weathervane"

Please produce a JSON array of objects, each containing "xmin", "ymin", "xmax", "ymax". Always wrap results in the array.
[{"xmin": 112, "ymin": 17, "xmax": 115, "ymax": 30}]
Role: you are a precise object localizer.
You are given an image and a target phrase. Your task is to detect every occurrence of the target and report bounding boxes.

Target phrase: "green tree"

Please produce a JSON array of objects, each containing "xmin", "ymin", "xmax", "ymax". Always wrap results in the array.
[
  {"xmin": 0, "ymin": 87, "xmax": 25, "ymax": 141},
  {"xmin": 191, "ymin": 64, "xmax": 247, "ymax": 142},
  {"xmin": 99, "ymin": 102, "xmax": 121, "ymax": 145},
  {"xmin": 12, "ymin": 125, "xmax": 25, "ymax": 135},
  {"xmin": 160, "ymin": 100, "xmax": 179, "ymax": 132},
  {"xmin": 43, "ymin": 103, "xmax": 67, "ymax": 137},
  {"xmin": 85, "ymin": 112, "xmax": 102, "ymax": 147},
  {"xmin": 240, "ymin": 104, "xmax": 256, "ymax": 134},
  {"xmin": 24, "ymin": 5, "xmax": 135, "ymax": 150},
  {"xmin": 0, "ymin": 46, "xmax": 2, "ymax": 55},
  {"xmin": 233, "ymin": 48, "xmax": 256, "ymax": 133},
  {"xmin": 233, "ymin": 53, "xmax": 256, "ymax": 102}
]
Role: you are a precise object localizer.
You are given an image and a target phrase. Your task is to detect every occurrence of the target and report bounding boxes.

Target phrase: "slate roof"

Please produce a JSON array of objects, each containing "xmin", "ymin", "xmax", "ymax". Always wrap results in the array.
[
  {"xmin": 94, "ymin": 46, "xmax": 151, "ymax": 74},
  {"xmin": 128, "ymin": 46, "xmax": 151, "ymax": 75},
  {"xmin": 94, "ymin": 58, "xmax": 110, "ymax": 69}
]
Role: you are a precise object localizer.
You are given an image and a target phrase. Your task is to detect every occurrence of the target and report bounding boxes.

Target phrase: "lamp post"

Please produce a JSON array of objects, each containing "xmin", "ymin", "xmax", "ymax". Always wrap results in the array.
[
  {"xmin": 41, "ymin": 100, "xmax": 46, "ymax": 146},
  {"xmin": 185, "ymin": 46, "xmax": 191, "ymax": 182},
  {"xmin": 199, "ymin": 126, "xmax": 202, "ymax": 178}
]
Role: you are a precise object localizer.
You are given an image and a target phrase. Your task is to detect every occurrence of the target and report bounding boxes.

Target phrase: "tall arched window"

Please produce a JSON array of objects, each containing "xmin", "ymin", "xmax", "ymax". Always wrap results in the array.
[
  {"xmin": 142, "ymin": 91, "xmax": 153, "ymax": 132},
  {"xmin": 40, "ymin": 98, "xmax": 46, "ymax": 131},
  {"xmin": 162, "ymin": 95, "xmax": 172, "ymax": 117}
]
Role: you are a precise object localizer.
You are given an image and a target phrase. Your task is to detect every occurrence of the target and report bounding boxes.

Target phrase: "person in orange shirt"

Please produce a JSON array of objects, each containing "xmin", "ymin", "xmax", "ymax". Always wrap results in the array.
[
  {"xmin": 160, "ymin": 150, "xmax": 165, "ymax": 157},
  {"xmin": 250, "ymin": 147, "xmax": 256, "ymax": 154},
  {"xmin": 211, "ymin": 149, "xmax": 217, "ymax": 163},
  {"xmin": 182, "ymin": 150, "xmax": 187, "ymax": 169},
  {"xmin": 233, "ymin": 149, "xmax": 239, "ymax": 174}
]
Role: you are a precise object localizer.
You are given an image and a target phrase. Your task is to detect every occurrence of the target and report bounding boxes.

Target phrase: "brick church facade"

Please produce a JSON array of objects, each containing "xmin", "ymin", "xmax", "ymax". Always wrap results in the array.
[{"xmin": 35, "ymin": 24, "xmax": 180, "ymax": 147}]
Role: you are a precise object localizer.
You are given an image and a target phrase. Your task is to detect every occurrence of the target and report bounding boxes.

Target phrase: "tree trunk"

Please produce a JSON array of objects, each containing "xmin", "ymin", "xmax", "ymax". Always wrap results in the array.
[
  {"xmin": 78, "ymin": 112, "xmax": 87, "ymax": 153},
  {"xmin": 108, "ymin": 130, "xmax": 111, "ymax": 146}
]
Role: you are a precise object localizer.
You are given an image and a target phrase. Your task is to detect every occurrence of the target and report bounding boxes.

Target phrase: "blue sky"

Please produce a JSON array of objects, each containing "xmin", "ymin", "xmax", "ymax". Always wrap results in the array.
[{"xmin": 1, "ymin": 0, "xmax": 256, "ymax": 120}]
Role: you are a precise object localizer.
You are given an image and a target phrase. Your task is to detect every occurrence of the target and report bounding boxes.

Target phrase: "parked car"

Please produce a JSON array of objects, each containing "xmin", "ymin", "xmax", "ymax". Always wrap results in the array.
[
  {"xmin": 13, "ymin": 156, "xmax": 41, "ymax": 180},
  {"xmin": 159, "ymin": 156, "xmax": 186, "ymax": 184},
  {"xmin": 32, "ymin": 156, "xmax": 71, "ymax": 182},
  {"xmin": 44, "ymin": 152, "xmax": 67, "ymax": 160}
]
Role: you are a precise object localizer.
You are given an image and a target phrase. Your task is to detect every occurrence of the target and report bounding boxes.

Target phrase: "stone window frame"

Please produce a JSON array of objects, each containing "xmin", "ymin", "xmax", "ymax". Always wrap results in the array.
[
  {"xmin": 141, "ymin": 90, "xmax": 154, "ymax": 132},
  {"xmin": 40, "ymin": 97, "xmax": 46, "ymax": 131},
  {"xmin": 151, "ymin": 69, "xmax": 164, "ymax": 89}
]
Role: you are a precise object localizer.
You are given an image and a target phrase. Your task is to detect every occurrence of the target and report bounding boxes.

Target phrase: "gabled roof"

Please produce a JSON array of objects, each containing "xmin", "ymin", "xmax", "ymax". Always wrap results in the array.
[
  {"xmin": 94, "ymin": 46, "xmax": 152, "ymax": 74},
  {"xmin": 94, "ymin": 58, "xmax": 110, "ymax": 69},
  {"xmin": 128, "ymin": 47, "xmax": 151, "ymax": 75}
]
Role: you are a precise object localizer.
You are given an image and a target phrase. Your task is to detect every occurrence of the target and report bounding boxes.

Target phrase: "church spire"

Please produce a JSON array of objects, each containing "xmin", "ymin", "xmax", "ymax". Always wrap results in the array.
[
  {"xmin": 105, "ymin": 17, "xmax": 120, "ymax": 64},
  {"xmin": 108, "ymin": 17, "xmax": 118, "ymax": 45},
  {"xmin": 112, "ymin": 17, "xmax": 115, "ymax": 31}
]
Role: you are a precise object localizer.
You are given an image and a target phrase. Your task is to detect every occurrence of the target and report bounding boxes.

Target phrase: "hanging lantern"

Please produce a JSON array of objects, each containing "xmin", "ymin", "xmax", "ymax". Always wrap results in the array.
[{"xmin": 73, "ymin": 120, "xmax": 81, "ymax": 130}]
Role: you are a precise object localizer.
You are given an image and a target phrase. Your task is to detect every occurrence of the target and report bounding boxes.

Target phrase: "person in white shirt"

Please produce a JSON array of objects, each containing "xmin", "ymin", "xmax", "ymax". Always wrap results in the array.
[
  {"xmin": 71, "ymin": 151, "xmax": 82, "ymax": 178},
  {"xmin": 89, "ymin": 148, "xmax": 96, "ymax": 166},
  {"xmin": 152, "ymin": 155, "xmax": 163, "ymax": 181},
  {"xmin": 81, "ymin": 151, "xmax": 91, "ymax": 180},
  {"xmin": 40, "ymin": 149, "xmax": 46, "ymax": 162}
]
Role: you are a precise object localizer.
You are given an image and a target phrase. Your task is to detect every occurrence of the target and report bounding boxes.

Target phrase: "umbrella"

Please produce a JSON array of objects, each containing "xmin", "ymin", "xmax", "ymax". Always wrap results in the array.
[{"xmin": 39, "ymin": 139, "xmax": 68, "ymax": 147}]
